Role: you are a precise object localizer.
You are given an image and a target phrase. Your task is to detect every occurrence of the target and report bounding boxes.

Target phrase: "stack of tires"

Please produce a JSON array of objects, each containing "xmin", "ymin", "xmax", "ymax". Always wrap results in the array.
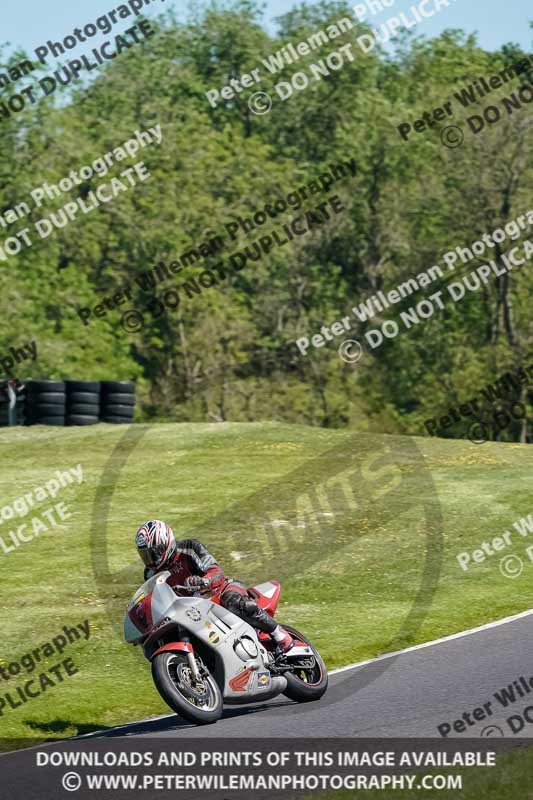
[
  {"xmin": 0, "ymin": 383, "xmax": 26, "ymax": 426},
  {"xmin": 26, "ymin": 381, "xmax": 66, "ymax": 426},
  {"xmin": 100, "ymin": 381, "xmax": 135, "ymax": 424},
  {"xmin": 65, "ymin": 381, "xmax": 101, "ymax": 426}
]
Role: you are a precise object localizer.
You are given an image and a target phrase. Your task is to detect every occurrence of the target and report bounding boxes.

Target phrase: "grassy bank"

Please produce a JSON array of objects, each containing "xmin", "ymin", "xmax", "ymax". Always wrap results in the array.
[{"xmin": 0, "ymin": 422, "xmax": 532, "ymax": 746}]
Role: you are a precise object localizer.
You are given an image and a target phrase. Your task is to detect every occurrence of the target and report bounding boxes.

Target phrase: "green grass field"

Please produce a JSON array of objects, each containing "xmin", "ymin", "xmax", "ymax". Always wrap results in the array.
[{"xmin": 0, "ymin": 421, "xmax": 532, "ymax": 751}]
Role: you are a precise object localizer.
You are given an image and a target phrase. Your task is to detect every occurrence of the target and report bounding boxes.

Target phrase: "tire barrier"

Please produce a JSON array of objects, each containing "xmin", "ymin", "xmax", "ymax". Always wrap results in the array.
[
  {"xmin": 65, "ymin": 380, "xmax": 100, "ymax": 426},
  {"xmin": 0, "ymin": 379, "xmax": 136, "ymax": 426},
  {"xmin": 100, "ymin": 381, "xmax": 135, "ymax": 424},
  {"xmin": 25, "ymin": 380, "xmax": 66, "ymax": 426}
]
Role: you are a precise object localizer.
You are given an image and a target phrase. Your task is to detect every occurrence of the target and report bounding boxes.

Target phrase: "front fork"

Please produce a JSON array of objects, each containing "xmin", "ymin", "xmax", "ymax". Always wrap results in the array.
[{"xmin": 186, "ymin": 651, "xmax": 202, "ymax": 684}]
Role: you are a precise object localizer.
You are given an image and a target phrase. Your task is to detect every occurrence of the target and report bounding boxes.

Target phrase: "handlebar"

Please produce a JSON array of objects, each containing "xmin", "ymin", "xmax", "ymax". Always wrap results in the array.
[{"xmin": 171, "ymin": 583, "xmax": 207, "ymax": 596}]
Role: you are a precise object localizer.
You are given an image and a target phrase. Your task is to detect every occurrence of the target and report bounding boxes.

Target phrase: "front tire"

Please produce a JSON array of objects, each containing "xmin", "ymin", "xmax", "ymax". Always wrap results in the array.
[
  {"xmin": 280, "ymin": 625, "xmax": 328, "ymax": 702},
  {"xmin": 152, "ymin": 652, "xmax": 223, "ymax": 725}
]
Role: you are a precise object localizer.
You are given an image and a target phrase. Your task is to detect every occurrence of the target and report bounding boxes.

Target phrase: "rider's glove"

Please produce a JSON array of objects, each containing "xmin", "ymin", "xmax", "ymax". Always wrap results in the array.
[{"xmin": 185, "ymin": 575, "xmax": 210, "ymax": 590}]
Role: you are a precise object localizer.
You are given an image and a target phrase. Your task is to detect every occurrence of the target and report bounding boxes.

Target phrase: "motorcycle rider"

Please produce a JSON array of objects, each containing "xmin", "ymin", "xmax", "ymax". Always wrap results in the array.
[{"xmin": 135, "ymin": 520, "xmax": 293, "ymax": 652}]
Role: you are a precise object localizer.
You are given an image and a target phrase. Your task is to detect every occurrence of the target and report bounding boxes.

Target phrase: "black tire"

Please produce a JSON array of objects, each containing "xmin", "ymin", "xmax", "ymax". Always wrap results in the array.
[
  {"xmin": 0, "ymin": 400, "xmax": 24, "ymax": 410},
  {"xmin": 0, "ymin": 415, "xmax": 22, "ymax": 424},
  {"xmin": 67, "ymin": 391, "xmax": 100, "ymax": 405},
  {"xmin": 67, "ymin": 403, "xmax": 100, "ymax": 416},
  {"xmin": 25, "ymin": 391, "xmax": 65, "ymax": 404},
  {"xmin": 101, "ymin": 392, "xmax": 135, "ymax": 407},
  {"xmin": 66, "ymin": 414, "xmax": 99, "ymax": 426},
  {"xmin": 0, "ymin": 395, "xmax": 25, "ymax": 405},
  {"xmin": 30, "ymin": 403, "xmax": 66, "ymax": 416},
  {"xmin": 151, "ymin": 652, "xmax": 223, "ymax": 725},
  {"xmin": 28, "ymin": 416, "xmax": 66, "ymax": 426},
  {"xmin": 65, "ymin": 380, "xmax": 101, "ymax": 392},
  {"xmin": 101, "ymin": 416, "xmax": 134, "ymax": 424},
  {"xmin": 101, "ymin": 381, "xmax": 135, "ymax": 395},
  {"xmin": 280, "ymin": 625, "xmax": 328, "ymax": 702},
  {"xmin": 26, "ymin": 381, "xmax": 65, "ymax": 393},
  {"xmin": 100, "ymin": 404, "xmax": 134, "ymax": 417}
]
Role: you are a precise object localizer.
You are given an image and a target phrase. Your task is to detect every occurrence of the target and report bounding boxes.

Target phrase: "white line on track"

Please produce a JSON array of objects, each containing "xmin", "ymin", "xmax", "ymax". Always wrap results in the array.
[
  {"xmin": 329, "ymin": 606, "xmax": 533, "ymax": 675},
  {"xmin": 77, "ymin": 606, "xmax": 533, "ymax": 737}
]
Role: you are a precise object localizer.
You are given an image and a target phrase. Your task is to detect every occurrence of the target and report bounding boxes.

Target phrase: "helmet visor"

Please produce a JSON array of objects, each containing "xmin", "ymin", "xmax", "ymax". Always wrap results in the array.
[{"xmin": 138, "ymin": 547, "xmax": 154, "ymax": 568}]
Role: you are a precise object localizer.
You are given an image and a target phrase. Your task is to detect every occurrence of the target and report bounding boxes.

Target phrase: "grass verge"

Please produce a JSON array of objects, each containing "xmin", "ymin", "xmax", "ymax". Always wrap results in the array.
[{"xmin": 0, "ymin": 422, "xmax": 532, "ymax": 747}]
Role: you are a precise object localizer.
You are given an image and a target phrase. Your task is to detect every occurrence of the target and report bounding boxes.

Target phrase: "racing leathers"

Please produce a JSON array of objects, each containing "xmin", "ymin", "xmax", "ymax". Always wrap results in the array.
[{"xmin": 144, "ymin": 538, "xmax": 281, "ymax": 637}]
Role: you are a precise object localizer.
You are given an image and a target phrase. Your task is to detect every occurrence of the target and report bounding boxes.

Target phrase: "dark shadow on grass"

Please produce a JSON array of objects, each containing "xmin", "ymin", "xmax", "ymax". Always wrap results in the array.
[
  {"xmin": 25, "ymin": 719, "xmax": 115, "ymax": 736},
  {"xmin": 0, "ymin": 719, "xmax": 116, "ymax": 753}
]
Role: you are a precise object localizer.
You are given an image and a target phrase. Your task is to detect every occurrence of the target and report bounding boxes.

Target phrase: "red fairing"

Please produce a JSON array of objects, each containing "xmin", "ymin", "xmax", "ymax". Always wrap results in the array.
[
  {"xmin": 253, "ymin": 581, "xmax": 281, "ymax": 616},
  {"xmin": 128, "ymin": 594, "xmax": 153, "ymax": 634},
  {"xmin": 151, "ymin": 642, "xmax": 193, "ymax": 659}
]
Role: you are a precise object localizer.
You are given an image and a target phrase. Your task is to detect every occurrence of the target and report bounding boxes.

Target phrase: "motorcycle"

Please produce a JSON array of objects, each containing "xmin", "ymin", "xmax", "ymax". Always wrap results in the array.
[{"xmin": 124, "ymin": 571, "xmax": 328, "ymax": 725}]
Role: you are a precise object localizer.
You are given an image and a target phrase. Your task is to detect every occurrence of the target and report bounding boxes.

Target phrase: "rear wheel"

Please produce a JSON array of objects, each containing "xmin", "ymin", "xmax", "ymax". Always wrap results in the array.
[
  {"xmin": 280, "ymin": 624, "xmax": 328, "ymax": 702},
  {"xmin": 151, "ymin": 652, "xmax": 223, "ymax": 725}
]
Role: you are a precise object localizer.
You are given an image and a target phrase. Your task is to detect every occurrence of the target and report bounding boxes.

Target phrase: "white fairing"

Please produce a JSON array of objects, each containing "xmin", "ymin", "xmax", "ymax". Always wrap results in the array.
[
  {"xmin": 124, "ymin": 573, "xmax": 299, "ymax": 701},
  {"xmin": 124, "ymin": 572, "xmax": 172, "ymax": 644}
]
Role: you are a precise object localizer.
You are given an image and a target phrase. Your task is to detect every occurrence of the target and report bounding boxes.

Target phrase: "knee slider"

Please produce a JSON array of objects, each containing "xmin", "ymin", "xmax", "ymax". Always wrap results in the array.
[{"xmin": 222, "ymin": 591, "xmax": 242, "ymax": 613}]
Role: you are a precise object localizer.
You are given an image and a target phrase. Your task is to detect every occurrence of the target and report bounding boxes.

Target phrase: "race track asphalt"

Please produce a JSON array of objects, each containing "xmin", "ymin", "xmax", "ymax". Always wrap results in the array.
[
  {"xmin": 93, "ymin": 610, "xmax": 533, "ymax": 741},
  {"xmin": 4, "ymin": 612, "xmax": 533, "ymax": 799}
]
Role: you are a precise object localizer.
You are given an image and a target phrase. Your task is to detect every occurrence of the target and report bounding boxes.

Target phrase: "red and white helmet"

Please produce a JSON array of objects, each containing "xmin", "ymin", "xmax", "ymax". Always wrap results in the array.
[{"xmin": 135, "ymin": 520, "xmax": 177, "ymax": 570}]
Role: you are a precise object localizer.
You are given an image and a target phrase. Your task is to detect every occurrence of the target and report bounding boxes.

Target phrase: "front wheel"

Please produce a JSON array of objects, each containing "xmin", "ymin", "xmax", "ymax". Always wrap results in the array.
[
  {"xmin": 280, "ymin": 624, "xmax": 328, "ymax": 702},
  {"xmin": 151, "ymin": 651, "xmax": 223, "ymax": 725}
]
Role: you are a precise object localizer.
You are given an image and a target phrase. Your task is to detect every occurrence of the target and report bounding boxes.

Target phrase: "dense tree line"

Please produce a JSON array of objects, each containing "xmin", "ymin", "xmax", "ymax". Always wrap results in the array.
[{"xmin": 0, "ymin": 1, "xmax": 531, "ymax": 441}]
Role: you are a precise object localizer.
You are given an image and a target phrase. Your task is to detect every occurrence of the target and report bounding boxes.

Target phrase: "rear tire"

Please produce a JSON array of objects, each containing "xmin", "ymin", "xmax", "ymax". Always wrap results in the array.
[
  {"xmin": 280, "ymin": 625, "xmax": 328, "ymax": 702},
  {"xmin": 151, "ymin": 652, "xmax": 223, "ymax": 725}
]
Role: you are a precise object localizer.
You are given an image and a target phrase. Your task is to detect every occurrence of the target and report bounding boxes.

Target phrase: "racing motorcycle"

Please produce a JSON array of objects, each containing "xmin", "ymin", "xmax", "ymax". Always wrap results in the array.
[{"xmin": 124, "ymin": 571, "xmax": 328, "ymax": 725}]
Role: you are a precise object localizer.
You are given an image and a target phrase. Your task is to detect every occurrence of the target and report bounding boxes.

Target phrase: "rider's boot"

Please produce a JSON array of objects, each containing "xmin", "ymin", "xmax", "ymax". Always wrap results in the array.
[
  {"xmin": 271, "ymin": 625, "xmax": 293, "ymax": 653},
  {"xmin": 223, "ymin": 591, "xmax": 294, "ymax": 651},
  {"xmin": 242, "ymin": 603, "xmax": 293, "ymax": 651}
]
